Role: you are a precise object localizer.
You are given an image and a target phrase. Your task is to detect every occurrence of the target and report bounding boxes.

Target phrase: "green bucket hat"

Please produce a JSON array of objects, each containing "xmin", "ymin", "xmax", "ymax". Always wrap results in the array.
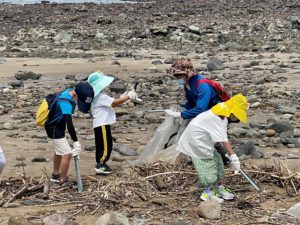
[{"xmin": 88, "ymin": 71, "xmax": 114, "ymax": 98}]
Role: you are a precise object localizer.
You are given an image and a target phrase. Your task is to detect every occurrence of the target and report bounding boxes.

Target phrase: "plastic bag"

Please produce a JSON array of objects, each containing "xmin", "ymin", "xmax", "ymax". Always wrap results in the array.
[
  {"xmin": 131, "ymin": 105, "xmax": 189, "ymax": 166},
  {"xmin": 287, "ymin": 202, "xmax": 300, "ymax": 220}
]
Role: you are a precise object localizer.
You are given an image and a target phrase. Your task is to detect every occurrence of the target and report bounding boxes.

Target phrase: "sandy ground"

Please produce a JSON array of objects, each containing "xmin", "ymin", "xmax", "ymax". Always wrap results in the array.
[{"xmin": 0, "ymin": 50, "xmax": 299, "ymax": 224}]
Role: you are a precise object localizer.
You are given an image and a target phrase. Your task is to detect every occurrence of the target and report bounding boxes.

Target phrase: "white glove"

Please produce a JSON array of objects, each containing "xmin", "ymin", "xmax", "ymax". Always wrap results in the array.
[
  {"xmin": 165, "ymin": 109, "xmax": 181, "ymax": 118},
  {"xmin": 72, "ymin": 141, "xmax": 81, "ymax": 157},
  {"xmin": 127, "ymin": 90, "xmax": 138, "ymax": 100},
  {"xmin": 230, "ymin": 154, "xmax": 240, "ymax": 174}
]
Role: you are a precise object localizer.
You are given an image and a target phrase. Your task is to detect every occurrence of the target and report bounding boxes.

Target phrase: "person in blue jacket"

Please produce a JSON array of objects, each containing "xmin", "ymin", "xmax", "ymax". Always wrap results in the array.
[
  {"xmin": 166, "ymin": 58, "xmax": 229, "ymax": 164},
  {"xmin": 166, "ymin": 58, "xmax": 221, "ymax": 119}
]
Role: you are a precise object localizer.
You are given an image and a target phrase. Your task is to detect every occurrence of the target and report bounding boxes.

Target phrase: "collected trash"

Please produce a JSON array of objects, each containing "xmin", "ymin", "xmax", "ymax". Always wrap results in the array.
[
  {"xmin": 287, "ymin": 203, "xmax": 300, "ymax": 220},
  {"xmin": 131, "ymin": 105, "xmax": 188, "ymax": 166}
]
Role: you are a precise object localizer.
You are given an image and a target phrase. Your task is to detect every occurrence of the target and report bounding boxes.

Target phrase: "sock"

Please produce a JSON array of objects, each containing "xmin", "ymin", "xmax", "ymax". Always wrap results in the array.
[
  {"xmin": 204, "ymin": 185, "xmax": 211, "ymax": 193},
  {"xmin": 214, "ymin": 182, "xmax": 219, "ymax": 190}
]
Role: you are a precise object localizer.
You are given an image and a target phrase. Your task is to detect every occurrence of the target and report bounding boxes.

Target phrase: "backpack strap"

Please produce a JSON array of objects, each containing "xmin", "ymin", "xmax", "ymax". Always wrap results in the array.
[
  {"xmin": 46, "ymin": 90, "xmax": 75, "ymax": 126},
  {"xmin": 195, "ymin": 78, "xmax": 230, "ymax": 102},
  {"xmin": 195, "ymin": 78, "xmax": 212, "ymax": 89}
]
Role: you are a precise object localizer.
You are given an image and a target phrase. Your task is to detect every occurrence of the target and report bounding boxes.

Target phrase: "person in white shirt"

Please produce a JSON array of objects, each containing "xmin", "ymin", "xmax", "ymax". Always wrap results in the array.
[
  {"xmin": 88, "ymin": 72, "xmax": 138, "ymax": 175},
  {"xmin": 0, "ymin": 146, "xmax": 6, "ymax": 174},
  {"xmin": 177, "ymin": 94, "xmax": 249, "ymax": 203}
]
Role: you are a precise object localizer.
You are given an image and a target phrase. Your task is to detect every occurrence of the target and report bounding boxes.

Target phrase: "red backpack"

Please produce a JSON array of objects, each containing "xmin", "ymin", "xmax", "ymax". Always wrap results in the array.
[{"xmin": 196, "ymin": 78, "xmax": 230, "ymax": 102}]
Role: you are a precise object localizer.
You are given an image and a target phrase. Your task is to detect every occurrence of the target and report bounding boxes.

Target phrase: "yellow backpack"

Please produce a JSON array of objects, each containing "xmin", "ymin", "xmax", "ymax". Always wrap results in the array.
[
  {"xmin": 36, "ymin": 99, "xmax": 50, "ymax": 126},
  {"xmin": 36, "ymin": 90, "xmax": 74, "ymax": 127}
]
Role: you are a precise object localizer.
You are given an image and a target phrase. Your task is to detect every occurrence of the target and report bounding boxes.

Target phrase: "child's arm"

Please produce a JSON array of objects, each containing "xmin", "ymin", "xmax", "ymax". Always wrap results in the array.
[
  {"xmin": 111, "ymin": 90, "xmax": 138, "ymax": 108},
  {"xmin": 222, "ymin": 141, "xmax": 235, "ymax": 155},
  {"xmin": 111, "ymin": 95, "xmax": 130, "ymax": 108},
  {"xmin": 222, "ymin": 141, "xmax": 240, "ymax": 172}
]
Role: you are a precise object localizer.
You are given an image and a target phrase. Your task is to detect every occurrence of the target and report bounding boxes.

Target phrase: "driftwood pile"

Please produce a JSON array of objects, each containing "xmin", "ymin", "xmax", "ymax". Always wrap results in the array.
[{"xmin": 0, "ymin": 161, "xmax": 299, "ymax": 224}]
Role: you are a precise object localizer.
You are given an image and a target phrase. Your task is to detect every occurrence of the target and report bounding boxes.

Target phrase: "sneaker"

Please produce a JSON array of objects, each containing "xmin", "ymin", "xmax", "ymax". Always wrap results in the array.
[
  {"xmin": 218, "ymin": 185, "xmax": 235, "ymax": 200},
  {"xmin": 50, "ymin": 173, "xmax": 60, "ymax": 183},
  {"xmin": 210, "ymin": 190, "xmax": 224, "ymax": 203},
  {"xmin": 200, "ymin": 190, "xmax": 224, "ymax": 203},
  {"xmin": 200, "ymin": 192, "xmax": 210, "ymax": 201},
  {"xmin": 95, "ymin": 163, "xmax": 113, "ymax": 175}
]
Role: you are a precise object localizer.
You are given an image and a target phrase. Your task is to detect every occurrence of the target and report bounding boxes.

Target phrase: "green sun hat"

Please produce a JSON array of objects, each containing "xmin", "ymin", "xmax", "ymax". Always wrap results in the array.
[{"xmin": 88, "ymin": 71, "xmax": 114, "ymax": 98}]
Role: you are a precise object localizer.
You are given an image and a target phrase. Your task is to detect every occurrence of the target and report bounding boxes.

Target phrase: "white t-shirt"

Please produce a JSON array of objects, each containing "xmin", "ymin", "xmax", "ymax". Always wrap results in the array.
[
  {"xmin": 91, "ymin": 93, "xmax": 116, "ymax": 128},
  {"xmin": 177, "ymin": 110, "xmax": 228, "ymax": 159}
]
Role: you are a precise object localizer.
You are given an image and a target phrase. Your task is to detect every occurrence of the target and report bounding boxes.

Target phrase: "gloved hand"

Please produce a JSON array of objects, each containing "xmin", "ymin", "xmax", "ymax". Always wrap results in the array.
[
  {"xmin": 127, "ymin": 90, "xmax": 138, "ymax": 100},
  {"xmin": 230, "ymin": 154, "xmax": 240, "ymax": 174},
  {"xmin": 72, "ymin": 141, "xmax": 81, "ymax": 157},
  {"xmin": 165, "ymin": 109, "xmax": 181, "ymax": 118}
]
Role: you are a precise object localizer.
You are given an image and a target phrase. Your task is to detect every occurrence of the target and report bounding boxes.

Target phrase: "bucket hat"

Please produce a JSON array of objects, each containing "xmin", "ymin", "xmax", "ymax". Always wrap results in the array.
[
  {"xmin": 74, "ymin": 82, "xmax": 94, "ymax": 113},
  {"xmin": 88, "ymin": 71, "xmax": 114, "ymax": 97},
  {"xmin": 211, "ymin": 94, "xmax": 249, "ymax": 123},
  {"xmin": 169, "ymin": 58, "xmax": 194, "ymax": 76}
]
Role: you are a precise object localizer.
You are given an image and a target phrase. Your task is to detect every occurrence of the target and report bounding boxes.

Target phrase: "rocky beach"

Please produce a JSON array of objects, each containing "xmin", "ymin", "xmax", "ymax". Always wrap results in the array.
[{"xmin": 0, "ymin": 0, "xmax": 300, "ymax": 224}]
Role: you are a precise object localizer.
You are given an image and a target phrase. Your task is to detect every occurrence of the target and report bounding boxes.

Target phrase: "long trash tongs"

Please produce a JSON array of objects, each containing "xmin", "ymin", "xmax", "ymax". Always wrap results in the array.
[{"xmin": 225, "ymin": 154, "xmax": 261, "ymax": 192}]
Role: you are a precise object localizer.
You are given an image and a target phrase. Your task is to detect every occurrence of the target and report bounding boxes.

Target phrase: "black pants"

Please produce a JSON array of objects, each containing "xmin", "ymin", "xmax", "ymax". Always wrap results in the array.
[{"xmin": 94, "ymin": 125, "xmax": 113, "ymax": 164}]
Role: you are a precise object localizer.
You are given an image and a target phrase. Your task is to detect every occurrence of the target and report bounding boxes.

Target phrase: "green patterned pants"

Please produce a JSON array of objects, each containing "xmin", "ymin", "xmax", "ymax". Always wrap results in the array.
[{"xmin": 192, "ymin": 151, "xmax": 224, "ymax": 186}]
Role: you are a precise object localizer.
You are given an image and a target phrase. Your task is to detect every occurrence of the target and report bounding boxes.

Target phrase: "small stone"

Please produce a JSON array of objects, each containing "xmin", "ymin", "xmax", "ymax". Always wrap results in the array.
[
  {"xmin": 188, "ymin": 25, "xmax": 201, "ymax": 34},
  {"xmin": 207, "ymin": 58, "xmax": 225, "ymax": 71},
  {"xmin": 228, "ymin": 127, "xmax": 248, "ymax": 136},
  {"xmin": 113, "ymin": 143, "xmax": 137, "ymax": 156},
  {"xmin": 287, "ymin": 154, "xmax": 299, "ymax": 159},
  {"xmin": 287, "ymin": 144, "xmax": 296, "ymax": 148},
  {"xmin": 281, "ymin": 114, "xmax": 293, "ymax": 120},
  {"xmin": 168, "ymin": 221, "xmax": 189, "ymax": 225},
  {"xmin": 149, "ymin": 67, "xmax": 162, "ymax": 73},
  {"xmin": 9, "ymin": 80, "xmax": 24, "ymax": 88},
  {"xmin": 293, "ymin": 129, "xmax": 300, "ymax": 138},
  {"xmin": 95, "ymin": 212, "xmax": 130, "ymax": 225},
  {"xmin": 31, "ymin": 156, "xmax": 48, "ymax": 163},
  {"xmin": 272, "ymin": 152, "xmax": 283, "ymax": 157},
  {"xmin": 8, "ymin": 215, "xmax": 29, "ymax": 225},
  {"xmin": 272, "ymin": 66, "xmax": 287, "ymax": 73},
  {"xmin": 237, "ymin": 141, "xmax": 264, "ymax": 159},
  {"xmin": 112, "ymin": 61, "xmax": 121, "ymax": 66},
  {"xmin": 75, "ymin": 73, "xmax": 89, "ymax": 81},
  {"xmin": 197, "ymin": 199, "xmax": 221, "ymax": 220},
  {"xmin": 265, "ymin": 129, "xmax": 276, "ymax": 137},
  {"xmin": 251, "ymin": 102, "xmax": 261, "ymax": 108},
  {"xmin": 43, "ymin": 213, "xmax": 78, "ymax": 225},
  {"xmin": 151, "ymin": 60, "xmax": 163, "ymax": 65},
  {"xmin": 110, "ymin": 81, "xmax": 127, "ymax": 94},
  {"xmin": 15, "ymin": 71, "xmax": 41, "ymax": 80},
  {"xmin": 268, "ymin": 121, "xmax": 293, "ymax": 133},
  {"xmin": 3, "ymin": 122, "xmax": 14, "ymax": 130}
]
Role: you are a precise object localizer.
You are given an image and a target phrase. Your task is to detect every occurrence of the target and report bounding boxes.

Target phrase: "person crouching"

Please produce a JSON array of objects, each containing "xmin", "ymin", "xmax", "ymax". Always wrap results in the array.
[{"xmin": 177, "ymin": 94, "xmax": 249, "ymax": 203}]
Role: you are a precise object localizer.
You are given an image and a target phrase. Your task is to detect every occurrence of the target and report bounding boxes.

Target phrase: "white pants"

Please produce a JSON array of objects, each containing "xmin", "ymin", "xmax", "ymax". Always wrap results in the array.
[
  {"xmin": 52, "ymin": 138, "xmax": 72, "ymax": 156},
  {"xmin": 0, "ymin": 147, "xmax": 6, "ymax": 174}
]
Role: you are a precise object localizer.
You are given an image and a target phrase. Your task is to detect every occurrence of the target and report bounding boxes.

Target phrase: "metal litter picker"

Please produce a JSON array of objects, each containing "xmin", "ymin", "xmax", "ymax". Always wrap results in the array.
[
  {"xmin": 226, "ymin": 154, "xmax": 261, "ymax": 192},
  {"xmin": 74, "ymin": 155, "xmax": 83, "ymax": 192}
]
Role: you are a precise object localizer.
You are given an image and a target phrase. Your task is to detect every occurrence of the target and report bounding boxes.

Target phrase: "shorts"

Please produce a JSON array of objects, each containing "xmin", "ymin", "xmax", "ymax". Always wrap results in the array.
[
  {"xmin": 192, "ymin": 151, "xmax": 224, "ymax": 186},
  {"xmin": 0, "ymin": 147, "xmax": 6, "ymax": 174},
  {"xmin": 52, "ymin": 137, "xmax": 72, "ymax": 156}
]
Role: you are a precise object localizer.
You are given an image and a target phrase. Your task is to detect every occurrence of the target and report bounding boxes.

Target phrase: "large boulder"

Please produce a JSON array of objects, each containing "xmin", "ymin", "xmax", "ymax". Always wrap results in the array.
[{"xmin": 95, "ymin": 212, "xmax": 130, "ymax": 225}]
